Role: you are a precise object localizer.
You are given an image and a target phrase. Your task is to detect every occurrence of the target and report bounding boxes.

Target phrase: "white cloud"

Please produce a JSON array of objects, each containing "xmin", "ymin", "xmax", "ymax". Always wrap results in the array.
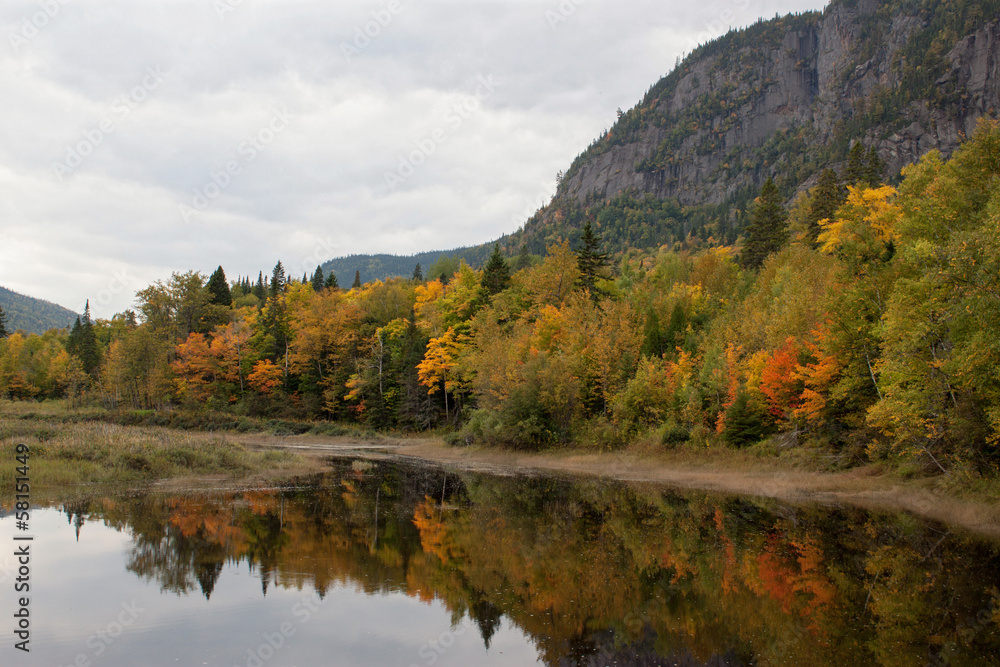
[{"xmin": 0, "ymin": 0, "xmax": 828, "ymax": 318}]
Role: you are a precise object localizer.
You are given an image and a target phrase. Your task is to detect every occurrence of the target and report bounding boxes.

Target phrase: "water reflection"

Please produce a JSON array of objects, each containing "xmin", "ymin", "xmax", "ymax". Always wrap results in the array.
[{"xmin": 54, "ymin": 459, "xmax": 1000, "ymax": 665}]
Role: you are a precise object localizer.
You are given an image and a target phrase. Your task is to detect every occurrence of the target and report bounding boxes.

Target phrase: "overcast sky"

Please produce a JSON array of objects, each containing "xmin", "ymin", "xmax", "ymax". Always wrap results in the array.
[{"xmin": 0, "ymin": 0, "xmax": 827, "ymax": 318}]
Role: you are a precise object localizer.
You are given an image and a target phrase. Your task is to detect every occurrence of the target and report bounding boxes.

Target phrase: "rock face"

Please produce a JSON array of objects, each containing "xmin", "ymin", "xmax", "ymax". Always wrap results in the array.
[{"xmin": 558, "ymin": 1, "xmax": 1000, "ymax": 208}]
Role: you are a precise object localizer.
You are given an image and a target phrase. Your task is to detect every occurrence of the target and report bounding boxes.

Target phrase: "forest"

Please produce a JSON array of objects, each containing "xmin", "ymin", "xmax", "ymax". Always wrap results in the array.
[{"xmin": 2, "ymin": 120, "xmax": 999, "ymax": 478}]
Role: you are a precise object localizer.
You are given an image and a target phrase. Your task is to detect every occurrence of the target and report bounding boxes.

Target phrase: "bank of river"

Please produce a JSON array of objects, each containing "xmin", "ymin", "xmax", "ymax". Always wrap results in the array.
[{"xmin": 248, "ymin": 432, "xmax": 1000, "ymax": 539}]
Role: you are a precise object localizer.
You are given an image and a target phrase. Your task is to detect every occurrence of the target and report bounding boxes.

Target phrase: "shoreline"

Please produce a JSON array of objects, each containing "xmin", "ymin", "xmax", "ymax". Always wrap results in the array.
[{"xmin": 247, "ymin": 433, "xmax": 1000, "ymax": 539}]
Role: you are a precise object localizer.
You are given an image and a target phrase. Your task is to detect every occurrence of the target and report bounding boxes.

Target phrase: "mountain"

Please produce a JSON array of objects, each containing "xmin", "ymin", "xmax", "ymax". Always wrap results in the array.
[
  {"xmin": 323, "ymin": 0, "xmax": 1000, "ymax": 274},
  {"xmin": 0, "ymin": 286, "xmax": 78, "ymax": 335},
  {"xmin": 321, "ymin": 243, "xmax": 496, "ymax": 286}
]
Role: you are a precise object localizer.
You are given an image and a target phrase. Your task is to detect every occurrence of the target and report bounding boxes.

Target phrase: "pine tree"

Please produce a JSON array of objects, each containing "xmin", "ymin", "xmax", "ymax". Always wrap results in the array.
[
  {"xmin": 844, "ymin": 142, "xmax": 867, "ymax": 185},
  {"xmin": 67, "ymin": 301, "xmax": 100, "ymax": 377},
  {"xmin": 311, "ymin": 266, "xmax": 325, "ymax": 291},
  {"xmin": 0, "ymin": 305, "xmax": 8, "ymax": 338},
  {"xmin": 351, "ymin": 270, "xmax": 362, "ymax": 289},
  {"xmin": 806, "ymin": 169, "xmax": 846, "ymax": 246},
  {"xmin": 742, "ymin": 177, "xmax": 788, "ymax": 270},
  {"xmin": 270, "ymin": 261, "xmax": 286, "ymax": 298},
  {"xmin": 864, "ymin": 146, "xmax": 885, "ymax": 186},
  {"xmin": 324, "ymin": 271, "xmax": 339, "ymax": 290},
  {"xmin": 480, "ymin": 245, "xmax": 511, "ymax": 296},
  {"xmin": 252, "ymin": 272, "xmax": 266, "ymax": 301},
  {"xmin": 575, "ymin": 221, "xmax": 610, "ymax": 299},
  {"xmin": 514, "ymin": 244, "xmax": 531, "ymax": 271},
  {"xmin": 412, "ymin": 263, "xmax": 423, "ymax": 281},
  {"xmin": 206, "ymin": 266, "xmax": 233, "ymax": 307}
]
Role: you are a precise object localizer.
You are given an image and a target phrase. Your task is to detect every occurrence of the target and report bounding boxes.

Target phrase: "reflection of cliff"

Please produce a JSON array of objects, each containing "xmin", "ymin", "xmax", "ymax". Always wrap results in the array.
[{"xmin": 60, "ymin": 460, "xmax": 1000, "ymax": 666}]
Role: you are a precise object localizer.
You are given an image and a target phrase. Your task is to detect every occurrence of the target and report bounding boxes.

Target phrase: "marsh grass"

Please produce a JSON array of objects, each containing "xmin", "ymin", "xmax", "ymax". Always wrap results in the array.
[{"xmin": 0, "ymin": 412, "xmax": 307, "ymax": 487}]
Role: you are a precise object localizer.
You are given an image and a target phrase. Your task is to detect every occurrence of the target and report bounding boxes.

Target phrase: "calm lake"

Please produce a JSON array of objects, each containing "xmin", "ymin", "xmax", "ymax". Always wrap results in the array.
[{"xmin": 2, "ymin": 456, "xmax": 999, "ymax": 666}]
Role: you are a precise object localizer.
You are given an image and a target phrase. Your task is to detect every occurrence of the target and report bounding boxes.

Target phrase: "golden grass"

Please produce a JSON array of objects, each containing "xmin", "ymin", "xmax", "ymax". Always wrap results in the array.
[{"xmin": 0, "ymin": 413, "xmax": 317, "ymax": 487}]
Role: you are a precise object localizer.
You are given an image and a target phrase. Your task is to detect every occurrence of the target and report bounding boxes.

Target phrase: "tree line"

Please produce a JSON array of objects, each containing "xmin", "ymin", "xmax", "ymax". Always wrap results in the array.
[{"xmin": 2, "ymin": 120, "xmax": 999, "ymax": 476}]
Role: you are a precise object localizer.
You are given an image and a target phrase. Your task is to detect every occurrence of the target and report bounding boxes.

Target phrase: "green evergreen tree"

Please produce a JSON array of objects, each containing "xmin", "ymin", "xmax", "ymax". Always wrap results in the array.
[
  {"xmin": 351, "ymin": 270, "xmax": 362, "ymax": 289},
  {"xmin": 270, "ymin": 261, "xmax": 286, "ymax": 298},
  {"xmin": 252, "ymin": 272, "xmax": 266, "ymax": 301},
  {"xmin": 864, "ymin": 146, "xmax": 885, "ymax": 186},
  {"xmin": 412, "ymin": 263, "xmax": 423, "ymax": 281},
  {"xmin": 742, "ymin": 177, "xmax": 788, "ymax": 270},
  {"xmin": 206, "ymin": 266, "xmax": 232, "ymax": 307},
  {"xmin": 0, "ymin": 305, "xmax": 8, "ymax": 338},
  {"xmin": 575, "ymin": 221, "xmax": 609, "ymax": 299},
  {"xmin": 844, "ymin": 142, "xmax": 867, "ymax": 185},
  {"xmin": 806, "ymin": 169, "xmax": 846, "ymax": 245},
  {"xmin": 67, "ymin": 301, "xmax": 100, "ymax": 377},
  {"xmin": 514, "ymin": 244, "xmax": 532, "ymax": 271},
  {"xmin": 311, "ymin": 266, "xmax": 325, "ymax": 291},
  {"xmin": 324, "ymin": 271, "xmax": 339, "ymax": 290},
  {"xmin": 480, "ymin": 245, "xmax": 511, "ymax": 296}
]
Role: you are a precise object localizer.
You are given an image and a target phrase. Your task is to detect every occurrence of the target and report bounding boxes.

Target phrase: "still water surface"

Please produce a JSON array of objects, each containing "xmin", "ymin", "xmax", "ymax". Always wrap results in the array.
[{"xmin": 2, "ymin": 457, "xmax": 999, "ymax": 666}]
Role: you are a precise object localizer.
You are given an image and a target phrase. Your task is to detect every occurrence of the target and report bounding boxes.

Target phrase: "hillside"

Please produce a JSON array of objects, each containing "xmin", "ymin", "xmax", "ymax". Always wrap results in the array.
[
  {"xmin": 321, "ymin": 243, "xmax": 496, "ymax": 286},
  {"xmin": 0, "ymin": 286, "xmax": 77, "ymax": 335},
  {"xmin": 514, "ymin": 0, "xmax": 1000, "ymax": 254},
  {"xmin": 322, "ymin": 0, "xmax": 1000, "ymax": 272}
]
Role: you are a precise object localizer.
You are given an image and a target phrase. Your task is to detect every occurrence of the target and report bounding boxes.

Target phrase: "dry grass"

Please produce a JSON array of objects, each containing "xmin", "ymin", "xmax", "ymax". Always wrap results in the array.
[{"xmin": 0, "ymin": 413, "xmax": 318, "ymax": 487}]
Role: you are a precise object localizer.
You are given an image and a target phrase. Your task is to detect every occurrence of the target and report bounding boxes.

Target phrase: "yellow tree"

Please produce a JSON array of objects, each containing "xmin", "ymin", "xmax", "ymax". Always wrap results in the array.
[{"xmin": 417, "ymin": 326, "xmax": 470, "ymax": 420}]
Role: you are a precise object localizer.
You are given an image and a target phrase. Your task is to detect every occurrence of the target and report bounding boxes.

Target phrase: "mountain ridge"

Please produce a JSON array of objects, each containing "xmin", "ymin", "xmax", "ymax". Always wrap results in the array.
[
  {"xmin": 0, "ymin": 285, "xmax": 78, "ymax": 335},
  {"xmin": 321, "ymin": 0, "xmax": 1000, "ymax": 275}
]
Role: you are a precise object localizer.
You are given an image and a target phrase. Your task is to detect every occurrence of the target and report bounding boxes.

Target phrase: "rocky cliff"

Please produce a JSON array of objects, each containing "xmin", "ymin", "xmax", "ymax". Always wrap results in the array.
[{"xmin": 556, "ymin": 0, "xmax": 1000, "ymax": 211}]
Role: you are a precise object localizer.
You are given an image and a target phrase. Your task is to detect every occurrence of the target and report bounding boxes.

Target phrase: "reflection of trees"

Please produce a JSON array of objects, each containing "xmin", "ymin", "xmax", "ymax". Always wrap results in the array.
[{"xmin": 64, "ymin": 461, "xmax": 1000, "ymax": 666}]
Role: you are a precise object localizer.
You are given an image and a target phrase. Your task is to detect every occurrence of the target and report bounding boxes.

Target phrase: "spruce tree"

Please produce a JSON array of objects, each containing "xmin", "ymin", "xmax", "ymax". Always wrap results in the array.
[
  {"xmin": 864, "ymin": 146, "xmax": 885, "ymax": 186},
  {"xmin": 480, "ymin": 245, "xmax": 511, "ymax": 296},
  {"xmin": 806, "ymin": 169, "xmax": 846, "ymax": 246},
  {"xmin": 0, "ymin": 305, "xmax": 8, "ymax": 338},
  {"xmin": 575, "ymin": 221, "xmax": 609, "ymax": 299},
  {"xmin": 311, "ymin": 266, "xmax": 325, "ymax": 291},
  {"xmin": 844, "ymin": 142, "xmax": 867, "ymax": 185},
  {"xmin": 252, "ymin": 272, "xmax": 266, "ymax": 301},
  {"xmin": 324, "ymin": 271, "xmax": 339, "ymax": 290},
  {"xmin": 351, "ymin": 270, "xmax": 362, "ymax": 289},
  {"xmin": 412, "ymin": 263, "xmax": 423, "ymax": 281},
  {"xmin": 270, "ymin": 261, "xmax": 286, "ymax": 298},
  {"xmin": 742, "ymin": 177, "xmax": 788, "ymax": 270},
  {"xmin": 514, "ymin": 244, "xmax": 531, "ymax": 271},
  {"xmin": 70, "ymin": 301, "xmax": 100, "ymax": 377},
  {"xmin": 206, "ymin": 266, "xmax": 233, "ymax": 307}
]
